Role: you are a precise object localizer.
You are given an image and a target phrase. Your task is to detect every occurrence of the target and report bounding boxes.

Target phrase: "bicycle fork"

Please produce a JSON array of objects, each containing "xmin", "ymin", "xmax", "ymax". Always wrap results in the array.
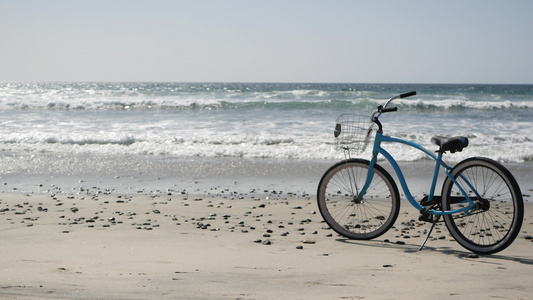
[{"xmin": 354, "ymin": 157, "xmax": 377, "ymax": 202}]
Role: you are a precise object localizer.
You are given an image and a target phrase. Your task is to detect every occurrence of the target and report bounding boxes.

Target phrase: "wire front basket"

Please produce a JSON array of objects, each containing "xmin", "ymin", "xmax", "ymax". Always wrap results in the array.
[{"xmin": 334, "ymin": 114, "xmax": 374, "ymax": 155}]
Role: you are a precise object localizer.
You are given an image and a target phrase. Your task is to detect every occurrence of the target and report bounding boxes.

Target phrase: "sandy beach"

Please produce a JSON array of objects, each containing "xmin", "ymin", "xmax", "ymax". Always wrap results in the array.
[
  {"xmin": 3, "ymin": 1, "xmax": 533, "ymax": 298},
  {"xmin": 1, "ymin": 158, "xmax": 532, "ymax": 300}
]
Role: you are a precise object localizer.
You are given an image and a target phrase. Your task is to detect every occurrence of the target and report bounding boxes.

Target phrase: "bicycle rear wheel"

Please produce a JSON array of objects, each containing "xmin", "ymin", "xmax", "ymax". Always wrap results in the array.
[
  {"xmin": 317, "ymin": 159, "xmax": 400, "ymax": 240},
  {"xmin": 441, "ymin": 157, "xmax": 523, "ymax": 254}
]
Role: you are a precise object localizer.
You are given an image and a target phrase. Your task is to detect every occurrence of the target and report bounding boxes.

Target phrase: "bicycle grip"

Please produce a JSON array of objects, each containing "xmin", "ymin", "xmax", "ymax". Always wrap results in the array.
[
  {"xmin": 400, "ymin": 91, "xmax": 416, "ymax": 98},
  {"xmin": 381, "ymin": 107, "xmax": 398, "ymax": 113}
]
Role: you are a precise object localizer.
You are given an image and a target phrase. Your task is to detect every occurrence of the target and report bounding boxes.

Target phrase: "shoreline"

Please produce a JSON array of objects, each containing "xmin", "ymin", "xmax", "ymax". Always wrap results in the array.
[
  {"xmin": 2, "ymin": 153, "xmax": 530, "ymax": 215},
  {"xmin": 2, "ymin": 153, "xmax": 531, "ymax": 195}
]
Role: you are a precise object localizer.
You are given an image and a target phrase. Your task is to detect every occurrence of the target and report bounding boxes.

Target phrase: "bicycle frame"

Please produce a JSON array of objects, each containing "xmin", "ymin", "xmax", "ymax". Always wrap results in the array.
[{"xmin": 358, "ymin": 130, "xmax": 478, "ymax": 216}]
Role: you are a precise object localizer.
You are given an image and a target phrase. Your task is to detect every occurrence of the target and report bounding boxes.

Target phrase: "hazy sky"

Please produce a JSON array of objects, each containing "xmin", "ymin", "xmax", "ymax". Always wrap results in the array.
[{"xmin": 1, "ymin": 0, "xmax": 532, "ymax": 84}]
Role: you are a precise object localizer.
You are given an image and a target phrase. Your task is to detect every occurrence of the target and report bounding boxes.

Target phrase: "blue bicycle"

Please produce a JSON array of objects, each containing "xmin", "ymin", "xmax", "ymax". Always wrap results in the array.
[{"xmin": 317, "ymin": 92, "xmax": 524, "ymax": 254}]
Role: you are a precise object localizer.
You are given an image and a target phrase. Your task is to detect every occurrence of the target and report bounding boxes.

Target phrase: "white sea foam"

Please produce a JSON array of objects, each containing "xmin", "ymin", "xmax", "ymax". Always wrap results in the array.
[{"xmin": 0, "ymin": 82, "xmax": 532, "ymax": 165}]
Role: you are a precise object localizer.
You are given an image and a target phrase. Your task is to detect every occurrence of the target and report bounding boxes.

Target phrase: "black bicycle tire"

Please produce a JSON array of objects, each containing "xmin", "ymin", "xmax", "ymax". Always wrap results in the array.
[
  {"xmin": 441, "ymin": 157, "xmax": 523, "ymax": 254},
  {"xmin": 317, "ymin": 159, "xmax": 400, "ymax": 240}
]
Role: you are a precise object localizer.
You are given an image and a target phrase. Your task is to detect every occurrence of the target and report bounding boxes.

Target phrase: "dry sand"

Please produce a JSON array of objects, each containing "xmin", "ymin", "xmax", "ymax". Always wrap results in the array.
[
  {"xmin": 1, "ymin": 185, "xmax": 532, "ymax": 300},
  {"xmin": 1, "ymin": 158, "xmax": 532, "ymax": 299}
]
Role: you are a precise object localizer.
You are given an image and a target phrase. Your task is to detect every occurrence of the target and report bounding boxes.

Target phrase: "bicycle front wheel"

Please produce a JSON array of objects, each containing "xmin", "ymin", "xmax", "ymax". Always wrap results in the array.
[
  {"xmin": 317, "ymin": 159, "xmax": 400, "ymax": 240},
  {"xmin": 442, "ymin": 157, "xmax": 523, "ymax": 254}
]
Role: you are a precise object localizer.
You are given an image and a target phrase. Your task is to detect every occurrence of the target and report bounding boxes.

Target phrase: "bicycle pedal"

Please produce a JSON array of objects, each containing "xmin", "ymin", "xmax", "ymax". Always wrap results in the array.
[
  {"xmin": 418, "ymin": 213, "xmax": 436, "ymax": 223},
  {"xmin": 419, "ymin": 195, "xmax": 441, "ymax": 206},
  {"xmin": 418, "ymin": 207, "xmax": 438, "ymax": 223}
]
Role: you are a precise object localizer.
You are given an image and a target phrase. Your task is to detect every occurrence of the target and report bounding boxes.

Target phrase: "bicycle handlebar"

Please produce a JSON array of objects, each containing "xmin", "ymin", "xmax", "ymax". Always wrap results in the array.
[
  {"xmin": 371, "ymin": 91, "xmax": 417, "ymax": 131},
  {"xmin": 381, "ymin": 91, "xmax": 417, "ymax": 110},
  {"xmin": 377, "ymin": 91, "xmax": 417, "ymax": 113},
  {"xmin": 380, "ymin": 106, "xmax": 398, "ymax": 113},
  {"xmin": 400, "ymin": 91, "xmax": 417, "ymax": 99}
]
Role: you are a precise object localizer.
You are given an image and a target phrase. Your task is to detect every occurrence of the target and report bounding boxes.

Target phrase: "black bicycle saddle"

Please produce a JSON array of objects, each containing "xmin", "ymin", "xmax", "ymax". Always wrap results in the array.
[{"xmin": 431, "ymin": 136, "xmax": 469, "ymax": 153}]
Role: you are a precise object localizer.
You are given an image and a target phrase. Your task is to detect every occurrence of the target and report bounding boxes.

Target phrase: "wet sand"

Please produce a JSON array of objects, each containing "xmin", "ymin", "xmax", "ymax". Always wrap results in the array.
[{"xmin": 1, "ymin": 158, "xmax": 532, "ymax": 299}]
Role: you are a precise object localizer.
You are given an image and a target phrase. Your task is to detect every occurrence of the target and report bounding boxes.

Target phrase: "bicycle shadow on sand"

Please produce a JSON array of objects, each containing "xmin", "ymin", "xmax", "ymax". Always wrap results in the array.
[{"xmin": 336, "ymin": 238, "xmax": 533, "ymax": 266}]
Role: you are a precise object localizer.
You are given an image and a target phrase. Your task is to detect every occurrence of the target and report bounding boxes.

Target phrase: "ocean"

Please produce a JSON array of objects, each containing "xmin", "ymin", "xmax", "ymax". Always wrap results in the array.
[{"xmin": 0, "ymin": 82, "xmax": 532, "ymax": 193}]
